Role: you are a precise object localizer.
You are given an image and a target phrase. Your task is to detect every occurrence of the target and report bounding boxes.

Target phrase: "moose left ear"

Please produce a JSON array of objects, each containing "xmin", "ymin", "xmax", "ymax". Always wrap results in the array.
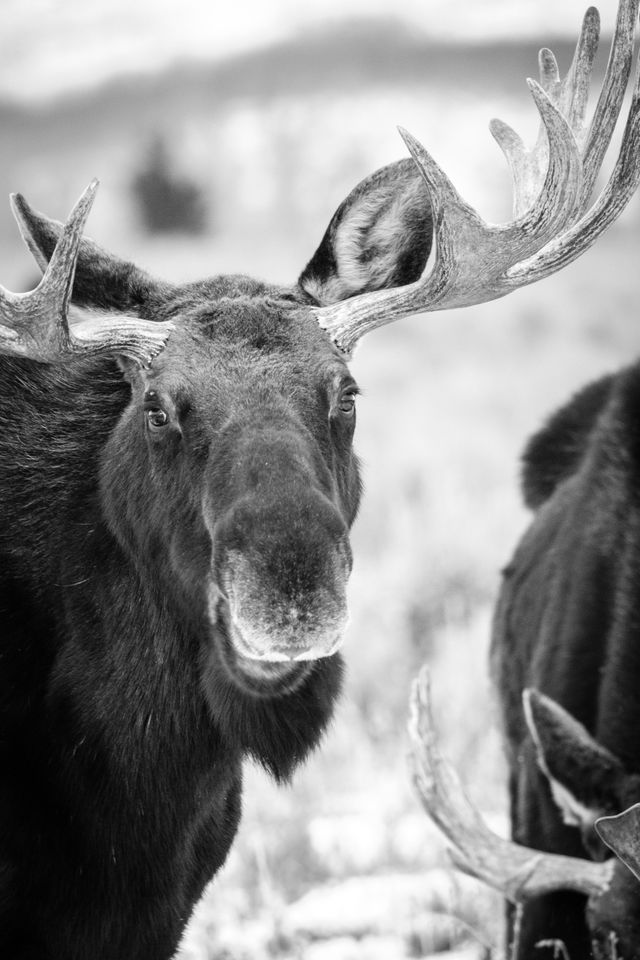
[
  {"xmin": 523, "ymin": 689, "xmax": 625, "ymax": 829},
  {"xmin": 11, "ymin": 191, "xmax": 172, "ymax": 317},
  {"xmin": 299, "ymin": 157, "xmax": 432, "ymax": 306}
]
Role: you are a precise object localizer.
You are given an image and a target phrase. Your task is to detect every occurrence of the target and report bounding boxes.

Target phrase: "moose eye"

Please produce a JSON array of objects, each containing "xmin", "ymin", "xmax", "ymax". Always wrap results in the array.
[
  {"xmin": 144, "ymin": 391, "xmax": 170, "ymax": 430},
  {"xmin": 146, "ymin": 407, "xmax": 169, "ymax": 429},
  {"xmin": 339, "ymin": 390, "xmax": 357, "ymax": 416}
]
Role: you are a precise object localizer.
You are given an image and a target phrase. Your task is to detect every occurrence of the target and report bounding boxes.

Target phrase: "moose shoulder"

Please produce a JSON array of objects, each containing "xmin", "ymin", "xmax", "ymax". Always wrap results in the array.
[
  {"xmin": 414, "ymin": 344, "xmax": 640, "ymax": 952},
  {"xmin": 491, "ymin": 362, "xmax": 640, "ymax": 958}
]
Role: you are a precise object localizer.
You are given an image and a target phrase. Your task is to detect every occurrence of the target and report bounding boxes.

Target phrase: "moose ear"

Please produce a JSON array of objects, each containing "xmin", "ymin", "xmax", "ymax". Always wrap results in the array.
[
  {"xmin": 11, "ymin": 192, "xmax": 171, "ymax": 317},
  {"xmin": 298, "ymin": 158, "xmax": 432, "ymax": 306},
  {"xmin": 523, "ymin": 689, "xmax": 625, "ymax": 829}
]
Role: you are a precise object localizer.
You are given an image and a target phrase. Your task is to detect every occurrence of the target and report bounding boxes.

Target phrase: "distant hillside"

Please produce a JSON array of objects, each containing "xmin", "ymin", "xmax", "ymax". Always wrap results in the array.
[
  {"xmin": 0, "ymin": 20, "xmax": 582, "ymax": 148},
  {"xmin": 0, "ymin": 17, "xmax": 611, "ymax": 281}
]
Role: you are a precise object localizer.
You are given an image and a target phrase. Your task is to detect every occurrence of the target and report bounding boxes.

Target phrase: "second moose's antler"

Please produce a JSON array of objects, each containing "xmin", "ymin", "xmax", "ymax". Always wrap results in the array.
[
  {"xmin": 408, "ymin": 667, "xmax": 616, "ymax": 903},
  {"xmin": 314, "ymin": 0, "xmax": 640, "ymax": 353}
]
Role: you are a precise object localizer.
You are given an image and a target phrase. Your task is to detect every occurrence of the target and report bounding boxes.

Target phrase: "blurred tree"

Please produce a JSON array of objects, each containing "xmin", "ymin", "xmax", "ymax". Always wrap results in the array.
[{"xmin": 131, "ymin": 135, "xmax": 207, "ymax": 235}]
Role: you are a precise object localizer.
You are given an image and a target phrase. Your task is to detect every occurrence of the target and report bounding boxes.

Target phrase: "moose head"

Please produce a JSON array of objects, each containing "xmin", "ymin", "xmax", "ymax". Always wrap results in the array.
[{"xmin": 3, "ymin": 0, "xmax": 639, "ymax": 696}]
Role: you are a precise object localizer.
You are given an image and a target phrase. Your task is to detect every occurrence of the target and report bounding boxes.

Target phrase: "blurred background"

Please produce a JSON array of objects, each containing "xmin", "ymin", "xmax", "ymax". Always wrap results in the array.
[{"xmin": 3, "ymin": 1, "xmax": 640, "ymax": 957}]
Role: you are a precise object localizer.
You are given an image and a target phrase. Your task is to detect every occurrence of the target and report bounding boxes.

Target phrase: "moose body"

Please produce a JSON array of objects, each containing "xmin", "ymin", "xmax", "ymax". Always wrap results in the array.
[
  {"xmin": 491, "ymin": 366, "xmax": 640, "ymax": 957},
  {"xmin": 408, "ymin": 369, "xmax": 640, "ymax": 958}
]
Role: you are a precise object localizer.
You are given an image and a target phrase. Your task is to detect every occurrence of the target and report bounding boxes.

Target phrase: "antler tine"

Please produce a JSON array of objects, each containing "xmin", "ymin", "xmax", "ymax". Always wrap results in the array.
[
  {"xmin": 551, "ymin": 7, "xmax": 598, "ymax": 142},
  {"xmin": 314, "ymin": 0, "xmax": 640, "ymax": 356},
  {"xmin": 0, "ymin": 183, "xmax": 92, "ymax": 359},
  {"xmin": 491, "ymin": 6, "xmax": 600, "ymax": 218},
  {"xmin": 491, "ymin": 0, "xmax": 637, "ymax": 244},
  {"xmin": 24, "ymin": 179, "xmax": 98, "ymax": 315},
  {"xmin": 583, "ymin": 0, "xmax": 639, "ymax": 200},
  {"xmin": 508, "ymin": 57, "xmax": 640, "ymax": 287},
  {"xmin": 408, "ymin": 666, "xmax": 615, "ymax": 902},
  {"xmin": 0, "ymin": 183, "xmax": 173, "ymax": 367}
]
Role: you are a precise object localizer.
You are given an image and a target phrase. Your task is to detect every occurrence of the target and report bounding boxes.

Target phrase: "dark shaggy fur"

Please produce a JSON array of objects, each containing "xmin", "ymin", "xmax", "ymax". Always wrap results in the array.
[{"xmin": 491, "ymin": 362, "xmax": 640, "ymax": 959}]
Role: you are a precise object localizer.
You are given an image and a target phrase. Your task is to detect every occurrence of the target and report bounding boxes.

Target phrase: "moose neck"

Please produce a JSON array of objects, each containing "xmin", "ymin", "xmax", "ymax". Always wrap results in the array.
[{"xmin": 0, "ymin": 355, "xmax": 129, "ymax": 582}]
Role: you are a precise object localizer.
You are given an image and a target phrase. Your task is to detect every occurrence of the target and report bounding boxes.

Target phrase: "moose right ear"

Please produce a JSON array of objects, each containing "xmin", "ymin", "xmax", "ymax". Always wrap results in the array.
[
  {"xmin": 523, "ymin": 689, "xmax": 626, "ymax": 829},
  {"xmin": 298, "ymin": 157, "xmax": 432, "ymax": 306},
  {"xmin": 11, "ymin": 192, "xmax": 171, "ymax": 317}
]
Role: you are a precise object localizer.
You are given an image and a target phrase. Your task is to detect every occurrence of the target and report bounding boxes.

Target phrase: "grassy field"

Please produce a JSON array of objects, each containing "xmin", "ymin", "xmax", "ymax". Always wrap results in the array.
[{"xmin": 3, "ymin": 26, "xmax": 640, "ymax": 958}]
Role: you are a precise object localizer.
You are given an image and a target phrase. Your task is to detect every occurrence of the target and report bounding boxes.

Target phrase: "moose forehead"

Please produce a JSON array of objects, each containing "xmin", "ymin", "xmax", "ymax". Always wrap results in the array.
[{"xmin": 146, "ymin": 275, "xmax": 350, "ymax": 402}]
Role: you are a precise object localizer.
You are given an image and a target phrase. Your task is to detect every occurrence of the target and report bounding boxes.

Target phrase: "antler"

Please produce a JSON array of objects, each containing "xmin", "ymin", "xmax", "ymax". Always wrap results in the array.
[
  {"xmin": 0, "ymin": 181, "xmax": 173, "ymax": 367},
  {"xmin": 408, "ymin": 667, "xmax": 615, "ymax": 902},
  {"xmin": 597, "ymin": 803, "xmax": 640, "ymax": 883},
  {"xmin": 316, "ymin": 0, "xmax": 640, "ymax": 354}
]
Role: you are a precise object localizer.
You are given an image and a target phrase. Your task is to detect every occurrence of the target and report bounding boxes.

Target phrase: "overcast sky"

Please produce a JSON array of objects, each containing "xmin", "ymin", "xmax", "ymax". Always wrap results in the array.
[{"xmin": 2, "ymin": 0, "xmax": 622, "ymax": 103}]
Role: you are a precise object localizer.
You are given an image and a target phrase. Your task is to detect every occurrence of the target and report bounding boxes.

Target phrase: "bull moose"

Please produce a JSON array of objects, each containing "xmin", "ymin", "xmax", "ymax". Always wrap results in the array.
[
  {"xmin": 2, "ymin": 1, "xmax": 640, "ymax": 957},
  {"xmin": 410, "ymin": 1, "xmax": 640, "ymax": 958}
]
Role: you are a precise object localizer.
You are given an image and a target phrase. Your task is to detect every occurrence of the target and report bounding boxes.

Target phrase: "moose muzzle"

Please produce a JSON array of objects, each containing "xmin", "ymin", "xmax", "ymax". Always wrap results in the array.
[{"xmin": 210, "ymin": 487, "xmax": 351, "ymax": 664}]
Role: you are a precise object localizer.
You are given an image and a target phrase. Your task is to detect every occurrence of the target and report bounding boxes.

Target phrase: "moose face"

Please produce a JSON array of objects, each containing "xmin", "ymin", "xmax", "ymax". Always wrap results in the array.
[
  {"xmin": 11, "ymin": 156, "xmax": 433, "ymax": 695},
  {"xmin": 101, "ymin": 277, "xmax": 360, "ymax": 689}
]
